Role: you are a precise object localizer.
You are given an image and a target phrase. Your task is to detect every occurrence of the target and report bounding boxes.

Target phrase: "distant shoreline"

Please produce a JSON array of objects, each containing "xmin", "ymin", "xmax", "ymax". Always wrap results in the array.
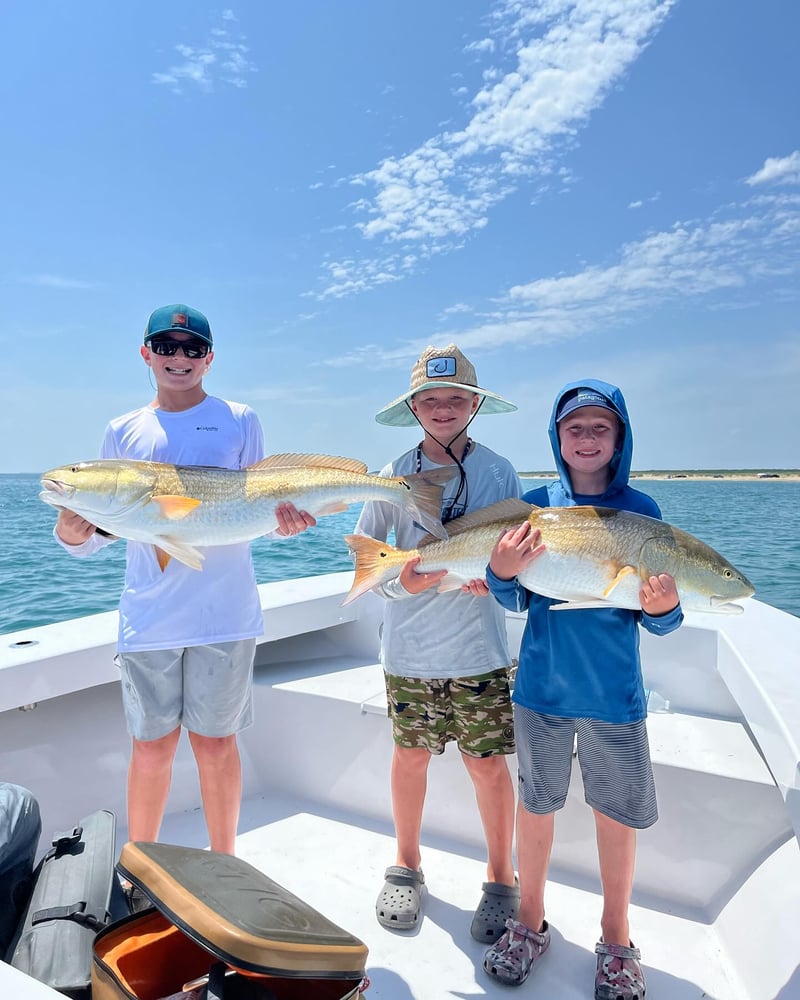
[{"xmin": 519, "ymin": 471, "xmax": 800, "ymax": 482}]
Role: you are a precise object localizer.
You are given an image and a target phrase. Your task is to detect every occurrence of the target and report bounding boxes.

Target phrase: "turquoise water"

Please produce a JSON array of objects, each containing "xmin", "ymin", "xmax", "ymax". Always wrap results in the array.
[{"xmin": 2, "ymin": 474, "xmax": 798, "ymax": 636}]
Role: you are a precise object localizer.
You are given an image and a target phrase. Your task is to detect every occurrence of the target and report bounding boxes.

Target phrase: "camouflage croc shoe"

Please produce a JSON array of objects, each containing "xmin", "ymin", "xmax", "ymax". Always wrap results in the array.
[
  {"xmin": 483, "ymin": 917, "xmax": 551, "ymax": 985},
  {"xmin": 595, "ymin": 940, "xmax": 646, "ymax": 999}
]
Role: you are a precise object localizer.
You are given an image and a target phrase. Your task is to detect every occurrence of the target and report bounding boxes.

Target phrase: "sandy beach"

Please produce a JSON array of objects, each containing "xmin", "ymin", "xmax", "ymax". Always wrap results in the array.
[{"xmin": 521, "ymin": 471, "xmax": 800, "ymax": 482}]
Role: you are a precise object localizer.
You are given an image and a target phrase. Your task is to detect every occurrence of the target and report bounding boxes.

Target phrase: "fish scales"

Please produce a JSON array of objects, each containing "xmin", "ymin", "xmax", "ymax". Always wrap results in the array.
[
  {"xmin": 344, "ymin": 499, "xmax": 755, "ymax": 613},
  {"xmin": 39, "ymin": 455, "xmax": 454, "ymax": 571}
]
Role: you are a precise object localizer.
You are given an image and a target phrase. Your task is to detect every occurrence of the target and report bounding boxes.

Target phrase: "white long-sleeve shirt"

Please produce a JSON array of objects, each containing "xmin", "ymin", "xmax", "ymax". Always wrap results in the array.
[{"xmin": 56, "ymin": 395, "xmax": 265, "ymax": 652}]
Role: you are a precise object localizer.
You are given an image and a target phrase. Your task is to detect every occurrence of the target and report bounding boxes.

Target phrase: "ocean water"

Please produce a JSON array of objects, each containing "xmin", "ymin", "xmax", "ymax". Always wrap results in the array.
[{"xmin": 2, "ymin": 474, "xmax": 798, "ymax": 636}]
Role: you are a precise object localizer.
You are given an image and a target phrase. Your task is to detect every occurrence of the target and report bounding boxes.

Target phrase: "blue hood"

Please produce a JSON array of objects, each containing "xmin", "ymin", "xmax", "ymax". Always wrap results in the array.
[{"xmin": 547, "ymin": 378, "xmax": 632, "ymax": 501}]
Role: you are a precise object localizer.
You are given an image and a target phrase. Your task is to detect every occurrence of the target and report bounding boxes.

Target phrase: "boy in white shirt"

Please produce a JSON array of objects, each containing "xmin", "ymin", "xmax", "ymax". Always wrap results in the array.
[{"xmin": 54, "ymin": 304, "xmax": 313, "ymax": 869}]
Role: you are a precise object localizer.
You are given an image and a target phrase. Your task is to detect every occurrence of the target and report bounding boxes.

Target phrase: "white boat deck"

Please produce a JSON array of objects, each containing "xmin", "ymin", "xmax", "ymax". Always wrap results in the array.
[
  {"xmin": 150, "ymin": 790, "xmax": 748, "ymax": 1000},
  {"xmin": 2, "ymin": 573, "xmax": 800, "ymax": 999}
]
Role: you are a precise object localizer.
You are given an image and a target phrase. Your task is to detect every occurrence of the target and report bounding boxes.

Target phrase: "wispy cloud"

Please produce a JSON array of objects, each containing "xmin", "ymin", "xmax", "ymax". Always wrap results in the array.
[
  {"xmin": 745, "ymin": 151, "xmax": 800, "ymax": 187},
  {"xmin": 453, "ymin": 194, "xmax": 800, "ymax": 352},
  {"xmin": 628, "ymin": 191, "xmax": 661, "ymax": 209},
  {"xmin": 17, "ymin": 274, "xmax": 100, "ymax": 290},
  {"xmin": 152, "ymin": 9, "xmax": 256, "ymax": 94},
  {"xmin": 309, "ymin": 0, "xmax": 675, "ymax": 299},
  {"xmin": 324, "ymin": 177, "xmax": 800, "ymax": 368}
]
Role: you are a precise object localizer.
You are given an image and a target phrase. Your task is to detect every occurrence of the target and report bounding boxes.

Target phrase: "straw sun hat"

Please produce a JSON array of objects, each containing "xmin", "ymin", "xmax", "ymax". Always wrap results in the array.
[{"xmin": 375, "ymin": 344, "xmax": 517, "ymax": 427}]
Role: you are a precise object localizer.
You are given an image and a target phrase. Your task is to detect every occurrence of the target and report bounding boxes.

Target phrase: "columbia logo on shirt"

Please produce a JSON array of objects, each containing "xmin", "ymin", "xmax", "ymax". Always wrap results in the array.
[{"xmin": 196, "ymin": 425, "xmax": 219, "ymax": 432}]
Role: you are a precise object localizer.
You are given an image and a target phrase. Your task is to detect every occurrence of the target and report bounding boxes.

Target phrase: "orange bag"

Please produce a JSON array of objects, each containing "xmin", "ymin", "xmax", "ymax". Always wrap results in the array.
[{"xmin": 92, "ymin": 843, "xmax": 368, "ymax": 1000}]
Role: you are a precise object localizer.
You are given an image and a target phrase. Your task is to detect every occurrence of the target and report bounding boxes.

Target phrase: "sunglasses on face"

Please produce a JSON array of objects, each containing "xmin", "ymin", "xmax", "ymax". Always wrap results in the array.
[{"xmin": 147, "ymin": 338, "xmax": 210, "ymax": 359}]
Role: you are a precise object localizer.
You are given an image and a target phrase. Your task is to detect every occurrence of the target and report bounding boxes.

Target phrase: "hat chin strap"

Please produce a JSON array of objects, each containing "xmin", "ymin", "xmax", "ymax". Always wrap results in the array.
[{"xmin": 405, "ymin": 395, "xmax": 484, "ymax": 459}]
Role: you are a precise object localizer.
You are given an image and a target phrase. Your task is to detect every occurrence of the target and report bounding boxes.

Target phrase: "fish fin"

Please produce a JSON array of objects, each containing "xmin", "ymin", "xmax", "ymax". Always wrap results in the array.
[
  {"xmin": 400, "ymin": 469, "xmax": 454, "ymax": 541},
  {"xmin": 316, "ymin": 500, "xmax": 349, "ymax": 515},
  {"xmin": 152, "ymin": 495, "xmax": 203, "ymax": 520},
  {"xmin": 549, "ymin": 600, "xmax": 612, "ymax": 611},
  {"xmin": 436, "ymin": 574, "xmax": 470, "ymax": 593},
  {"xmin": 247, "ymin": 453, "xmax": 369, "ymax": 474},
  {"xmin": 153, "ymin": 538, "xmax": 205, "ymax": 572},
  {"xmin": 417, "ymin": 497, "xmax": 535, "ymax": 547},
  {"xmin": 342, "ymin": 533, "xmax": 410, "ymax": 605},
  {"xmin": 602, "ymin": 565, "xmax": 637, "ymax": 598}
]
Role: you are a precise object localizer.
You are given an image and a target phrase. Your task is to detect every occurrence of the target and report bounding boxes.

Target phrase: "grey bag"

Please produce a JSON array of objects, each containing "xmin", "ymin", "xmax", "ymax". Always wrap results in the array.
[
  {"xmin": 0, "ymin": 782, "xmax": 42, "ymax": 958},
  {"xmin": 8, "ymin": 809, "xmax": 122, "ymax": 999}
]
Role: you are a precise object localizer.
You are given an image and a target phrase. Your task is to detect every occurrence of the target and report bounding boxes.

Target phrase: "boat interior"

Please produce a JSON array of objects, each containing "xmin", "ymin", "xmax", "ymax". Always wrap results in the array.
[{"xmin": 2, "ymin": 571, "xmax": 799, "ymax": 999}]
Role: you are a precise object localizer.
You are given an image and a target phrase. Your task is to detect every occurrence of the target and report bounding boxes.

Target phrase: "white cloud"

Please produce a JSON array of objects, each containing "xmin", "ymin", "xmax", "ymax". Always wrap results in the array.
[
  {"xmin": 153, "ymin": 10, "xmax": 256, "ymax": 93},
  {"xmin": 465, "ymin": 38, "xmax": 495, "ymax": 54},
  {"xmin": 17, "ymin": 274, "xmax": 99, "ymax": 290},
  {"xmin": 745, "ymin": 151, "xmax": 800, "ymax": 187},
  {"xmin": 327, "ymin": 190, "xmax": 800, "ymax": 362},
  {"xmin": 453, "ymin": 193, "xmax": 800, "ymax": 349},
  {"xmin": 311, "ymin": 0, "xmax": 675, "ymax": 298}
]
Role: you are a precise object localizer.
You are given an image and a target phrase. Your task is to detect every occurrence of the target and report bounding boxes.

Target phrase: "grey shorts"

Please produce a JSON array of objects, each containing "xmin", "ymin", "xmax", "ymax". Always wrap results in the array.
[
  {"xmin": 384, "ymin": 668, "xmax": 515, "ymax": 758},
  {"xmin": 515, "ymin": 706, "xmax": 658, "ymax": 829},
  {"xmin": 115, "ymin": 639, "xmax": 256, "ymax": 742}
]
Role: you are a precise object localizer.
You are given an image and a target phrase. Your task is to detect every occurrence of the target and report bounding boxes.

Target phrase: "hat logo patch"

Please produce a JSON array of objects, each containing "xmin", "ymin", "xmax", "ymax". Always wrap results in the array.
[
  {"xmin": 427, "ymin": 357, "xmax": 456, "ymax": 378},
  {"xmin": 172, "ymin": 312, "xmax": 189, "ymax": 327}
]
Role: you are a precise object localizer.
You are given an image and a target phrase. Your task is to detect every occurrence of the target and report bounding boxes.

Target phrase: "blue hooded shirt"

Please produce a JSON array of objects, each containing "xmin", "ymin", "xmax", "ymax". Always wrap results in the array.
[{"xmin": 486, "ymin": 378, "xmax": 683, "ymax": 723}]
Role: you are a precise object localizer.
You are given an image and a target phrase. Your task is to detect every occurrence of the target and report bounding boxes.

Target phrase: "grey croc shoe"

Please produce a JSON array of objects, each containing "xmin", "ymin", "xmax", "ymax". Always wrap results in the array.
[
  {"xmin": 376, "ymin": 865, "xmax": 425, "ymax": 930},
  {"xmin": 470, "ymin": 879, "xmax": 520, "ymax": 942}
]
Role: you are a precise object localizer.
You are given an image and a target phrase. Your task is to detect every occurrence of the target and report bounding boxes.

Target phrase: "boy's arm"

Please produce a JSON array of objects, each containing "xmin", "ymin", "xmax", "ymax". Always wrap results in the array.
[
  {"xmin": 52, "ymin": 427, "xmax": 120, "ymax": 557},
  {"xmin": 353, "ymin": 496, "xmax": 440, "ymax": 601},
  {"xmin": 639, "ymin": 573, "xmax": 684, "ymax": 635},
  {"xmin": 53, "ymin": 510, "xmax": 117, "ymax": 557},
  {"xmin": 485, "ymin": 522, "xmax": 545, "ymax": 612}
]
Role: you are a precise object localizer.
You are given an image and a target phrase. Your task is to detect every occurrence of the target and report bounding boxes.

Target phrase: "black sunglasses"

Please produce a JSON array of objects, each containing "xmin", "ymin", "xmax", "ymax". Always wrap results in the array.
[{"xmin": 147, "ymin": 338, "xmax": 210, "ymax": 359}]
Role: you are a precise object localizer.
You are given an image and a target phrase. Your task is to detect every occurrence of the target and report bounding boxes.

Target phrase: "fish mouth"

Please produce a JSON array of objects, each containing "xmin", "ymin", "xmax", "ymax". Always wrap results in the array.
[
  {"xmin": 39, "ymin": 480, "xmax": 74, "ymax": 505},
  {"xmin": 709, "ymin": 597, "xmax": 749, "ymax": 614}
]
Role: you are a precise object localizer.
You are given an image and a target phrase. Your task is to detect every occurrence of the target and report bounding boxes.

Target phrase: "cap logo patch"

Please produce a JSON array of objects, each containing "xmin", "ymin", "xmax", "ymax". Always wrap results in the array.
[
  {"xmin": 575, "ymin": 390, "xmax": 605, "ymax": 406},
  {"xmin": 172, "ymin": 312, "xmax": 188, "ymax": 327},
  {"xmin": 427, "ymin": 357, "xmax": 456, "ymax": 378}
]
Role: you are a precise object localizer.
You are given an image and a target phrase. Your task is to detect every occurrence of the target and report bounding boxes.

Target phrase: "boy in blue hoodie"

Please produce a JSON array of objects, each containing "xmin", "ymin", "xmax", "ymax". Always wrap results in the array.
[{"xmin": 482, "ymin": 380, "xmax": 683, "ymax": 999}]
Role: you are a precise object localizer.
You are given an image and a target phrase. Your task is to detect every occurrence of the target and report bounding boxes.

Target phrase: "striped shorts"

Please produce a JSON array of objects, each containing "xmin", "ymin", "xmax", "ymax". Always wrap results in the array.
[{"xmin": 514, "ymin": 705, "xmax": 658, "ymax": 829}]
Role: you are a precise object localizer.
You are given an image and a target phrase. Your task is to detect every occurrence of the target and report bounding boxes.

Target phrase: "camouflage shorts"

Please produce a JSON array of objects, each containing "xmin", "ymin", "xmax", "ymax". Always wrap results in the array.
[{"xmin": 384, "ymin": 668, "xmax": 515, "ymax": 758}]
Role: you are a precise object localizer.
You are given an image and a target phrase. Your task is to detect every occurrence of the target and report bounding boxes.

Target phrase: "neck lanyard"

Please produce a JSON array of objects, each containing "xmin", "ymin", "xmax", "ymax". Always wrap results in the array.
[
  {"xmin": 415, "ymin": 439, "xmax": 472, "ymax": 523},
  {"xmin": 414, "ymin": 438, "xmax": 472, "ymax": 473}
]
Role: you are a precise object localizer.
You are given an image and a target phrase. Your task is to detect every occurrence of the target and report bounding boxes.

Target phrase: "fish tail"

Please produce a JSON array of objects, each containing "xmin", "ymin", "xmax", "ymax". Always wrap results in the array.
[
  {"xmin": 342, "ymin": 534, "xmax": 411, "ymax": 605},
  {"xmin": 401, "ymin": 469, "xmax": 451, "ymax": 540}
]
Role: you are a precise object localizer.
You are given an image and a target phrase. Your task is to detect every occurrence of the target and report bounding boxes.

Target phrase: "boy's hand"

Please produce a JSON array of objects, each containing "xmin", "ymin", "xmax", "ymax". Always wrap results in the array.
[
  {"xmin": 275, "ymin": 502, "xmax": 317, "ymax": 536},
  {"xmin": 639, "ymin": 573, "xmax": 680, "ymax": 615},
  {"xmin": 400, "ymin": 555, "xmax": 448, "ymax": 594},
  {"xmin": 461, "ymin": 578, "xmax": 490, "ymax": 597},
  {"xmin": 55, "ymin": 509, "xmax": 98, "ymax": 546},
  {"xmin": 489, "ymin": 522, "xmax": 545, "ymax": 581}
]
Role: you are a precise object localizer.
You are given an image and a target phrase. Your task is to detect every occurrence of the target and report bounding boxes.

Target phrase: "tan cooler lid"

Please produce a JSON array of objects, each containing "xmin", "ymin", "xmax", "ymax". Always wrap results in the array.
[{"xmin": 117, "ymin": 842, "xmax": 368, "ymax": 979}]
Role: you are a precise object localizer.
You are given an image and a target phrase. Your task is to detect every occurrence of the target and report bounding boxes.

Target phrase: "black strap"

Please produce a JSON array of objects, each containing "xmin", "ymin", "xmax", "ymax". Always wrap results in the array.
[
  {"xmin": 43, "ymin": 826, "xmax": 83, "ymax": 861},
  {"xmin": 31, "ymin": 900, "xmax": 107, "ymax": 930},
  {"xmin": 203, "ymin": 962, "xmax": 229, "ymax": 1000}
]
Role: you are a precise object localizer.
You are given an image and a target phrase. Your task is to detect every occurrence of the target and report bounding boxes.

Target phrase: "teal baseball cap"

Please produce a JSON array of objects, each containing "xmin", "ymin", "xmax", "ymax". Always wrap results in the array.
[{"xmin": 143, "ymin": 304, "xmax": 213, "ymax": 347}]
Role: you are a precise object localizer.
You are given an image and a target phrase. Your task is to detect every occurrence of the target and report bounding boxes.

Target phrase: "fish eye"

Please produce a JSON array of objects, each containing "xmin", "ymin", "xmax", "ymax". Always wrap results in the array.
[{"xmin": 70, "ymin": 466, "xmax": 79, "ymax": 473}]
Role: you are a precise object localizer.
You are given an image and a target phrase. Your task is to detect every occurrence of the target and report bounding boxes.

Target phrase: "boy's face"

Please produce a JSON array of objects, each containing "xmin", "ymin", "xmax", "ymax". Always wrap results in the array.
[
  {"xmin": 558, "ymin": 405, "xmax": 620, "ymax": 477},
  {"xmin": 410, "ymin": 387, "xmax": 480, "ymax": 438},
  {"xmin": 141, "ymin": 330, "xmax": 213, "ymax": 394}
]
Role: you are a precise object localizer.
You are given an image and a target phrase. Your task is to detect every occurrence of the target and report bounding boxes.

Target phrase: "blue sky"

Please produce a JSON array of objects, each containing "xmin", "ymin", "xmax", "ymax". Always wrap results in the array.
[{"xmin": 1, "ymin": 0, "xmax": 798, "ymax": 474}]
